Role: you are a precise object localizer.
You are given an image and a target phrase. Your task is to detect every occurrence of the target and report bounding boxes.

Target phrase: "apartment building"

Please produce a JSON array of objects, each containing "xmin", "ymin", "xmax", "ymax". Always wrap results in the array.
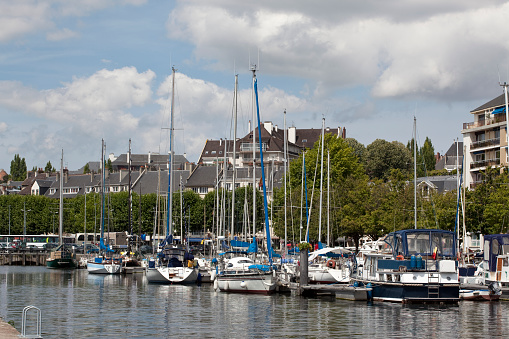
[{"xmin": 461, "ymin": 92, "xmax": 508, "ymax": 188}]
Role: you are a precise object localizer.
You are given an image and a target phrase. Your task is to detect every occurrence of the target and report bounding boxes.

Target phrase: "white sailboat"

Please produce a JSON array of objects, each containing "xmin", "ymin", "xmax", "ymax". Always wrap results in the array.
[
  {"xmin": 87, "ymin": 139, "xmax": 121, "ymax": 275},
  {"xmin": 215, "ymin": 68, "xmax": 277, "ymax": 294},
  {"xmin": 146, "ymin": 66, "xmax": 198, "ymax": 284}
]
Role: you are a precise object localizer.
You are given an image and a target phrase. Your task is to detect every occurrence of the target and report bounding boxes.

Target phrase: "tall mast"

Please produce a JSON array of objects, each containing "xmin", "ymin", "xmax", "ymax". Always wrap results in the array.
[
  {"xmin": 327, "ymin": 149, "xmax": 330, "ymax": 247},
  {"xmin": 283, "ymin": 110, "xmax": 287, "ymax": 255},
  {"xmin": 59, "ymin": 149, "xmax": 64, "ymax": 246},
  {"xmin": 318, "ymin": 117, "xmax": 325, "ymax": 243},
  {"xmin": 128, "ymin": 138, "xmax": 132, "ymax": 249},
  {"xmin": 101, "ymin": 140, "xmax": 105, "ymax": 242},
  {"xmin": 500, "ymin": 81, "xmax": 509, "ymax": 177},
  {"xmin": 231, "ymin": 75, "xmax": 238, "ymax": 240},
  {"xmin": 167, "ymin": 67, "xmax": 176, "ymax": 238},
  {"xmin": 413, "ymin": 117, "xmax": 417, "ymax": 229},
  {"xmin": 251, "ymin": 65, "xmax": 257, "ymax": 238}
]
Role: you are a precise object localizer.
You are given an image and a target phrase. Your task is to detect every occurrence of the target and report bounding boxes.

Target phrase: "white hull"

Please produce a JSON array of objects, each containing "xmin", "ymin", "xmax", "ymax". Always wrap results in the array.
[
  {"xmin": 308, "ymin": 266, "xmax": 350, "ymax": 284},
  {"xmin": 216, "ymin": 272, "xmax": 276, "ymax": 294},
  {"xmin": 87, "ymin": 261, "xmax": 121, "ymax": 274},
  {"xmin": 146, "ymin": 266, "xmax": 198, "ymax": 284}
]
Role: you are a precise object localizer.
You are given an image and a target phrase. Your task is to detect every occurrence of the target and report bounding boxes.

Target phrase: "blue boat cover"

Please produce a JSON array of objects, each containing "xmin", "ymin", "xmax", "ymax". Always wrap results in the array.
[
  {"xmin": 99, "ymin": 238, "xmax": 114, "ymax": 253},
  {"xmin": 247, "ymin": 237, "xmax": 258, "ymax": 254},
  {"xmin": 231, "ymin": 240, "xmax": 250, "ymax": 248},
  {"xmin": 248, "ymin": 264, "xmax": 272, "ymax": 272}
]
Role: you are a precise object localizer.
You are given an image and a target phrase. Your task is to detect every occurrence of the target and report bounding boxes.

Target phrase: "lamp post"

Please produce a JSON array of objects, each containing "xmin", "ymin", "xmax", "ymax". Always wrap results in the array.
[{"xmin": 21, "ymin": 201, "xmax": 31, "ymax": 243}]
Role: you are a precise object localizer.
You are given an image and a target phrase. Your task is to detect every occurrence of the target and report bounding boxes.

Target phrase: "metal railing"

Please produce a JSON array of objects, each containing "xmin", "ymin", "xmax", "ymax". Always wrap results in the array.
[
  {"xmin": 463, "ymin": 114, "xmax": 507, "ymax": 130},
  {"xmin": 21, "ymin": 305, "xmax": 42, "ymax": 338},
  {"xmin": 470, "ymin": 158, "xmax": 500, "ymax": 169},
  {"xmin": 471, "ymin": 137, "xmax": 500, "ymax": 150}
]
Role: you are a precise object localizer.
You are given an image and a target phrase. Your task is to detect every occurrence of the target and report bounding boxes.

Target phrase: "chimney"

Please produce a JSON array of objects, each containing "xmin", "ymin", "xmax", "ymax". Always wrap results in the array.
[
  {"xmin": 219, "ymin": 138, "xmax": 222, "ymax": 146},
  {"xmin": 275, "ymin": 125, "xmax": 278, "ymax": 132},
  {"xmin": 288, "ymin": 126, "xmax": 296, "ymax": 144},
  {"xmin": 148, "ymin": 151, "xmax": 151, "ymax": 164},
  {"xmin": 64, "ymin": 169, "xmax": 68, "ymax": 183},
  {"xmin": 90, "ymin": 172, "xmax": 93, "ymax": 182},
  {"xmin": 264, "ymin": 121, "xmax": 273, "ymax": 134},
  {"xmin": 248, "ymin": 120, "xmax": 251, "ymax": 132}
]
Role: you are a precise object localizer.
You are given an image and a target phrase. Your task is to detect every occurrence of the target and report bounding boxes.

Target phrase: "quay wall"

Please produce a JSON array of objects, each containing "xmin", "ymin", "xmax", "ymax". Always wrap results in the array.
[{"xmin": 0, "ymin": 317, "xmax": 20, "ymax": 338}]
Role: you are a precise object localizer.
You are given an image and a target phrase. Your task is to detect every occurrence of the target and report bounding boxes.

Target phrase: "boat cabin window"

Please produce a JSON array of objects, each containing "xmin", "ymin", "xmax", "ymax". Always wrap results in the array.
[
  {"xmin": 382, "ymin": 235, "xmax": 394, "ymax": 254},
  {"xmin": 395, "ymin": 235, "xmax": 403, "ymax": 255},
  {"xmin": 484, "ymin": 240, "xmax": 490, "ymax": 260},
  {"xmin": 432, "ymin": 232, "xmax": 454, "ymax": 257},
  {"xmin": 407, "ymin": 233, "xmax": 431, "ymax": 255},
  {"xmin": 492, "ymin": 239, "xmax": 500, "ymax": 255}
]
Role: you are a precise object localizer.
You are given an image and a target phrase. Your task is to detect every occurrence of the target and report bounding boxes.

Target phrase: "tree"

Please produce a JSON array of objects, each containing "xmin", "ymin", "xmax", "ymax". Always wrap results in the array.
[
  {"xmin": 345, "ymin": 138, "xmax": 366, "ymax": 164},
  {"xmin": 421, "ymin": 137, "xmax": 436, "ymax": 175},
  {"xmin": 45, "ymin": 161, "xmax": 54, "ymax": 173},
  {"xmin": 365, "ymin": 139, "xmax": 411, "ymax": 180},
  {"xmin": 83, "ymin": 163, "xmax": 90, "ymax": 174},
  {"xmin": 10, "ymin": 154, "xmax": 27, "ymax": 181}
]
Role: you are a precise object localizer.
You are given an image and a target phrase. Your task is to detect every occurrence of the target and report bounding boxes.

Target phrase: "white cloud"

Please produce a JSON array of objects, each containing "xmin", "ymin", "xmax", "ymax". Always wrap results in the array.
[
  {"xmin": 46, "ymin": 28, "xmax": 79, "ymax": 41},
  {"xmin": 168, "ymin": 1, "xmax": 509, "ymax": 101},
  {"xmin": 0, "ymin": 0, "xmax": 147, "ymax": 42},
  {"xmin": 0, "ymin": 122, "xmax": 7, "ymax": 133}
]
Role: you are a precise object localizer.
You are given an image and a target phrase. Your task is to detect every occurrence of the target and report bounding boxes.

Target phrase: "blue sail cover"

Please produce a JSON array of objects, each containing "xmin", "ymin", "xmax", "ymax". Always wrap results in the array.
[
  {"xmin": 317, "ymin": 241, "xmax": 325, "ymax": 250},
  {"xmin": 99, "ymin": 238, "xmax": 114, "ymax": 253},
  {"xmin": 247, "ymin": 237, "xmax": 258, "ymax": 254},
  {"xmin": 288, "ymin": 247, "xmax": 300, "ymax": 254},
  {"xmin": 231, "ymin": 240, "xmax": 250, "ymax": 248},
  {"xmin": 159, "ymin": 235, "xmax": 173, "ymax": 248}
]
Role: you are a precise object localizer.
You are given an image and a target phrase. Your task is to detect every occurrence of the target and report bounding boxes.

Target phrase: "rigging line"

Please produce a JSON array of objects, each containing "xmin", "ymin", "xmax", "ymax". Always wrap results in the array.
[
  {"xmin": 159, "ymin": 72, "xmax": 173, "ymax": 155},
  {"xmin": 174, "ymin": 71, "xmax": 186, "ymax": 156},
  {"xmin": 305, "ymin": 145, "xmax": 321, "ymax": 241}
]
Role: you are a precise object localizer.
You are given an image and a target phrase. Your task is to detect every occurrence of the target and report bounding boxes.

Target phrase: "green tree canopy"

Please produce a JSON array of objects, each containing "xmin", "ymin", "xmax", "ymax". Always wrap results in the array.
[
  {"xmin": 365, "ymin": 139, "xmax": 411, "ymax": 180},
  {"xmin": 10, "ymin": 154, "xmax": 27, "ymax": 181}
]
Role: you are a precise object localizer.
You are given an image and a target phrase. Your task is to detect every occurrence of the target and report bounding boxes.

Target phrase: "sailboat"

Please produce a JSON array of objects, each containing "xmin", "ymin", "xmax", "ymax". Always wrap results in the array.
[
  {"xmin": 46, "ymin": 150, "xmax": 77, "ymax": 269},
  {"xmin": 87, "ymin": 139, "xmax": 122, "ymax": 274},
  {"xmin": 350, "ymin": 118, "xmax": 460, "ymax": 303},
  {"xmin": 146, "ymin": 66, "xmax": 198, "ymax": 284},
  {"xmin": 215, "ymin": 68, "xmax": 277, "ymax": 294}
]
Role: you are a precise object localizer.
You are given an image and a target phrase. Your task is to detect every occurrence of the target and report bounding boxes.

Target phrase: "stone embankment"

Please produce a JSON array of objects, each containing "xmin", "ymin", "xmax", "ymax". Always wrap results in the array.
[{"xmin": 0, "ymin": 317, "xmax": 21, "ymax": 338}]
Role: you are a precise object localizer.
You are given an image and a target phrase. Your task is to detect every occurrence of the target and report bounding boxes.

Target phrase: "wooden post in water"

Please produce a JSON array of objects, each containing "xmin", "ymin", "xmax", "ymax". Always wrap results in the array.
[{"xmin": 299, "ymin": 248, "xmax": 308, "ymax": 295}]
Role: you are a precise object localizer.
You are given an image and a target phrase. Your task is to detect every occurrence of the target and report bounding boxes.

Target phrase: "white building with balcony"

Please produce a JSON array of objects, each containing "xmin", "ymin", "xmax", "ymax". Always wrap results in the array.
[{"xmin": 461, "ymin": 92, "xmax": 508, "ymax": 189}]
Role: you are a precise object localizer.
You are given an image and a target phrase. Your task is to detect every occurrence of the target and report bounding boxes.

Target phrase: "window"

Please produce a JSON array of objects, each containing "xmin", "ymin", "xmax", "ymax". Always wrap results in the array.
[
  {"xmin": 192, "ymin": 187, "xmax": 198, "ymax": 193},
  {"xmin": 211, "ymin": 151, "xmax": 216, "ymax": 155},
  {"xmin": 219, "ymin": 151, "xmax": 222, "ymax": 154},
  {"xmin": 302, "ymin": 139, "xmax": 307, "ymax": 143},
  {"xmin": 199, "ymin": 187, "xmax": 208, "ymax": 194}
]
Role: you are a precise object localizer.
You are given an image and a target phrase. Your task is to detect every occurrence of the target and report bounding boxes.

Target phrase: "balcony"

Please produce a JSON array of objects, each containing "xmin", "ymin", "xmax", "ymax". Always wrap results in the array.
[
  {"xmin": 470, "ymin": 158, "xmax": 500, "ymax": 169},
  {"xmin": 471, "ymin": 137, "xmax": 500, "ymax": 150},
  {"xmin": 463, "ymin": 114, "xmax": 506, "ymax": 130}
]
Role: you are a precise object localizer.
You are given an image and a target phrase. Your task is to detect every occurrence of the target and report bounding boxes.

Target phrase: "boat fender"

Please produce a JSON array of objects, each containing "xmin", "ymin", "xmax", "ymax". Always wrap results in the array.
[
  {"xmin": 366, "ymin": 283, "xmax": 373, "ymax": 301},
  {"xmin": 211, "ymin": 270, "xmax": 216, "ymax": 281},
  {"xmin": 240, "ymin": 281, "xmax": 247, "ymax": 288},
  {"xmin": 326, "ymin": 260, "xmax": 336, "ymax": 269},
  {"xmin": 187, "ymin": 260, "xmax": 193, "ymax": 268},
  {"xmin": 213, "ymin": 279, "xmax": 218, "ymax": 291},
  {"xmin": 396, "ymin": 255, "xmax": 404, "ymax": 261}
]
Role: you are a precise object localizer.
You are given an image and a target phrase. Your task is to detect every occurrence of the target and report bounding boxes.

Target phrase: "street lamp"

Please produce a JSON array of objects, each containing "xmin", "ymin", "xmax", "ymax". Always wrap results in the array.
[{"xmin": 21, "ymin": 201, "xmax": 31, "ymax": 243}]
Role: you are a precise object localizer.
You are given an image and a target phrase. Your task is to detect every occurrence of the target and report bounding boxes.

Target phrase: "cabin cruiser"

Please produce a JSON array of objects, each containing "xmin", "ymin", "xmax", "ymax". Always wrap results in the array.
[{"xmin": 351, "ymin": 229, "xmax": 460, "ymax": 303}]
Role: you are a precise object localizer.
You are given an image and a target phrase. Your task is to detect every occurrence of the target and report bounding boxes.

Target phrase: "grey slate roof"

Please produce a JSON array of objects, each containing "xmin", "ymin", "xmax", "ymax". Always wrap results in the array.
[
  {"xmin": 417, "ymin": 175, "xmax": 458, "ymax": 193},
  {"xmin": 471, "ymin": 92, "xmax": 505, "ymax": 113}
]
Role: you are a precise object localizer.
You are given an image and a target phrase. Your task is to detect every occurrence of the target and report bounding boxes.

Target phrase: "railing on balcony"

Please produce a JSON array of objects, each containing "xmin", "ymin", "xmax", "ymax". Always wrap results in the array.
[
  {"xmin": 471, "ymin": 137, "xmax": 500, "ymax": 150},
  {"xmin": 470, "ymin": 158, "xmax": 500, "ymax": 169},
  {"xmin": 463, "ymin": 114, "xmax": 507, "ymax": 130},
  {"xmin": 240, "ymin": 143, "xmax": 267, "ymax": 152}
]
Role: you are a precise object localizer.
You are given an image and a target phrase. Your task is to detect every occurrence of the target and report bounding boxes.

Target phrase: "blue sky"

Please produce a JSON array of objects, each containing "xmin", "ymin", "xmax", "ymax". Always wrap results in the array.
[{"xmin": 1, "ymin": 0, "xmax": 508, "ymax": 173}]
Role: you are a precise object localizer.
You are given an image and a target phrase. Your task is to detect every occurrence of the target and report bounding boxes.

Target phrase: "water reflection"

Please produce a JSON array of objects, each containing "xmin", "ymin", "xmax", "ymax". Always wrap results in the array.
[{"xmin": 2, "ymin": 266, "xmax": 509, "ymax": 338}]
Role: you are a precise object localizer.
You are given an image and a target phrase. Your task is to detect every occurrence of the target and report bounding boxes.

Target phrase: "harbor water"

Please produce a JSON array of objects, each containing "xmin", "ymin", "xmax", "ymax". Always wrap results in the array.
[{"xmin": 1, "ymin": 266, "xmax": 509, "ymax": 338}]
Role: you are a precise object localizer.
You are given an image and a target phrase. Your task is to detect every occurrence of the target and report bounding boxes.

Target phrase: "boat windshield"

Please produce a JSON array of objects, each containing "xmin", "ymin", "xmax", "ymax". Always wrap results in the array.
[{"xmin": 406, "ymin": 231, "xmax": 455, "ymax": 257}]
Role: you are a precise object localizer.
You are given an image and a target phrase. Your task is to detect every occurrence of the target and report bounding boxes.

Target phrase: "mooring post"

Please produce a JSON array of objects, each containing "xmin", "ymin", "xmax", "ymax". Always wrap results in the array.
[{"xmin": 299, "ymin": 249, "xmax": 308, "ymax": 295}]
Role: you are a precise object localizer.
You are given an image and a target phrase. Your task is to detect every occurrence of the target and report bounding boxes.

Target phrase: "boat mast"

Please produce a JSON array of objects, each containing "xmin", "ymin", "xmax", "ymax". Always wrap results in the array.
[
  {"xmin": 413, "ymin": 117, "xmax": 417, "ymax": 229},
  {"xmin": 128, "ymin": 138, "xmax": 132, "ymax": 251},
  {"xmin": 283, "ymin": 110, "xmax": 287, "ymax": 255},
  {"xmin": 251, "ymin": 65, "xmax": 257, "ymax": 238},
  {"xmin": 167, "ymin": 67, "xmax": 176, "ymax": 238},
  {"xmin": 253, "ymin": 74, "xmax": 273, "ymax": 264},
  {"xmin": 231, "ymin": 74, "xmax": 238, "ymax": 240},
  {"xmin": 327, "ymin": 149, "xmax": 330, "ymax": 247},
  {"xmin": 318, "ymin": 117, "xmax": 325, "ymax": 243},
  {"xmin": 59, "ymin": 149, "xmax": 64, "ymax": 246},
  {"xmin": 101, "ymin": 140, "xmax": 105, "ymax": 245}
]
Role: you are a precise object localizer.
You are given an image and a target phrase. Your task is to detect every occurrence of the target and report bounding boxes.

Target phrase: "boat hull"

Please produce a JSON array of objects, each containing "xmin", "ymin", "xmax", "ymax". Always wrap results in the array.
[
  {"xmin": 87, "ymin": 261, "xmax": 121, "ymax": 274},
  {"xmin": 460, "ymin": 289, "xmax": 501, "ymax": 301},
  {"xmin": 354, "ymin": 279, "xmax": 460, "ymax": 303},
  {"xmin": 146, "ymin": 266, "xmax": 198, "ymax": 284},
  {"xmin": 46, "ymin": 258, "xmax": 76, "ymax": 269},
  {"xmin": 216, "ymin": 272, "xmax": 276, "ymax": 294}
]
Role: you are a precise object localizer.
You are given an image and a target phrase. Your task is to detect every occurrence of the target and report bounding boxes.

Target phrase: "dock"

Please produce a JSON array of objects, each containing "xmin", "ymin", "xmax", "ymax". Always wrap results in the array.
[
  {"xmin": 0, "ymin": 317, "xmax": 20, "ymax": 339},
  {"xmin": 0, "ymin": 252, "xmax": 47, "ymax": 266},
  {"xmin": 285, "ymin": 282, "xmax": 372, "ymax": 301}
]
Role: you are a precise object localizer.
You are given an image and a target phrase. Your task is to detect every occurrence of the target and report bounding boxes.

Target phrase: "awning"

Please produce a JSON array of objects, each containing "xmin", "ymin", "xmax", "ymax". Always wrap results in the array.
[{"xmin": 493, "ymin": 106, "xmax": 506, "ymax": 115}]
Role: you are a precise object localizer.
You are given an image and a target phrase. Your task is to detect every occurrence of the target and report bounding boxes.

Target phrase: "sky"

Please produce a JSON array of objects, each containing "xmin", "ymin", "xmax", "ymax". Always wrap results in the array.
[{"xmin": 1, "ymin": 0, "xmax": 509, "ymax": 173}]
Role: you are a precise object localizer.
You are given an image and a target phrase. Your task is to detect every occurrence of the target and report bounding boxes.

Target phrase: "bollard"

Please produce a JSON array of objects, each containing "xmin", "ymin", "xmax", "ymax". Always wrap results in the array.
[{"xmin": 299, "ymin": 248, "xmax": 309, "ymax": 295}]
